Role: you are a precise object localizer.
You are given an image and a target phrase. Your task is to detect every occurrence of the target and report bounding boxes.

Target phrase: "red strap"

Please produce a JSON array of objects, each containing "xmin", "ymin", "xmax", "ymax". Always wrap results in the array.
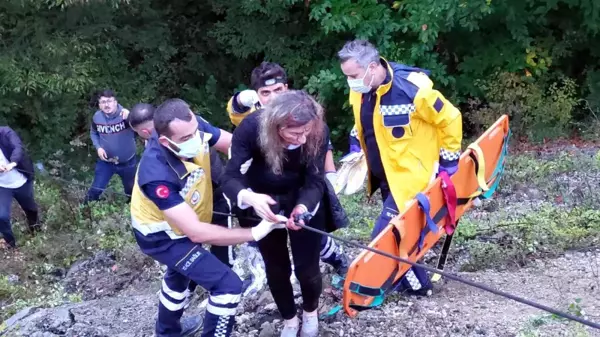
[{"xmin": 439, "ymin": 171, "xmax": 458, "ymax": 235}]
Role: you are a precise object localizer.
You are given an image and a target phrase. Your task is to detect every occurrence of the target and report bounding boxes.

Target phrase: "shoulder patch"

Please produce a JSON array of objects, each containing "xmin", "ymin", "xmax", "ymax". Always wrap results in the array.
[
  {"xmin": 405, "ymin": 72, "xmax": 433, "ymax": 89},
  {"xmin": 155, "ymin": 185, "xmax": 170, "ymax": 199}
]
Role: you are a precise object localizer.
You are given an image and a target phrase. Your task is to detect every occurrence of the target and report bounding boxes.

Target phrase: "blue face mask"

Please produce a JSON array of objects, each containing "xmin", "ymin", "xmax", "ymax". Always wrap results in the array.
[{"xmin": 166, "ymin": 130, "xmax": 203, "ymax": 159}]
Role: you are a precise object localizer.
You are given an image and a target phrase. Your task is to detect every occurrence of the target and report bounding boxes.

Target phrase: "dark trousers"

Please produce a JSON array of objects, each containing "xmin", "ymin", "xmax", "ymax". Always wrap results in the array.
[
  {"xmin": 85, "ymin": 156, "xmax": 137, "ymax": 203},
  {"xmin": 134, "ymin": 230, "xmax": 242, "ymax": 337},
  {"xmin": 186, "ymin": 187, "xmax": 233, "ymax": 293},
  {"xmin": 0, "ymin": 179, "xmax": 38, "ymax": 247},
  {"xmin": 243, "ymin": 200, "xmax": 325, "ymax": 320},
  {"xmin": 373, "ymin": 184, "xmax": 432, "ymax": 293}
]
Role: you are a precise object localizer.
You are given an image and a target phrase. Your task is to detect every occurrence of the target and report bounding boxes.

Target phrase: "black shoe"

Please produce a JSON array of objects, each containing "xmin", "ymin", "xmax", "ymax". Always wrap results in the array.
[
  {"xmin": 333, "ymin": 253, "xmax": 350, "ymax": 277},
  {"xmin": 395, "ymin": 284, "xmax": 433, "ymax": 297},
  {"xmin": 175, "ymin": 315, "xmax": 203, "ymax": 337},
  {"xmin": 2, "ymin": 237, "xmax": 16, "ymax": 249},
  {"xmin": 25, "ymin": 210, "xmax": 41, "ymax": 235}
]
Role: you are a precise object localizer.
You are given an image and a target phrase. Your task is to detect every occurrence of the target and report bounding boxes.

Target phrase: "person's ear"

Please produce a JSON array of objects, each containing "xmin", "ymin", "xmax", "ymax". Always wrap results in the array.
[
  {"xmin": 369, "ymin": 62, "xmax": 377, "ymax": 73},
  {"xmin": 158, "ymin": 136, "xmax": 170, "ymax": 148}
]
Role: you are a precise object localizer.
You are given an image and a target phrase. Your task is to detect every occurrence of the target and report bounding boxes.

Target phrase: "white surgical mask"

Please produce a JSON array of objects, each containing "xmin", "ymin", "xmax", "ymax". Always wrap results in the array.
[
  {"xmin": 347, "ymin": 63, "xmax": 375, "ymax": 94},
  {"xmin": 166, "ymin": 130, "xmax": 203, "ymax": 159}
]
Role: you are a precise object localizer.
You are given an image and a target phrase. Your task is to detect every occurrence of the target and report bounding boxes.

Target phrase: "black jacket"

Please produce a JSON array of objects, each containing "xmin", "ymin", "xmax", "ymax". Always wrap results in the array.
[
  {"xmin": 220, "ymin": 110, "xmax": 327, "ymax": 212},
  {"xmin": 322, "ymin": 178, "xmax": 349, "ymax": 233},
  {"xmin": 0, "ymin": 127, "xmax": 34, "ymax": 181},
  {"xmin": 220, "ymin": 110, "xmax": 348, "ymax": 232}
]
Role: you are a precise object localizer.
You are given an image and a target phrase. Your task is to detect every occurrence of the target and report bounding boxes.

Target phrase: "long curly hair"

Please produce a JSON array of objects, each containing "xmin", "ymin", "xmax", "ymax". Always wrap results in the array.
[{"xmin": 258, "ymin": 90, "xmax": 326, "ymax": 175}]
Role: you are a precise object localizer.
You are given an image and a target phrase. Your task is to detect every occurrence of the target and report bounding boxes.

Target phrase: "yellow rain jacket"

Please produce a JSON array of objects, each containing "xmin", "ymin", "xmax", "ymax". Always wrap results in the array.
[
  {"xmin": 349, "ymin": 58, "xmax": 462, "ymax": 212},
  {"xmin": 226, "ymin": 96, "xmax": 258, "ymax": 127}
]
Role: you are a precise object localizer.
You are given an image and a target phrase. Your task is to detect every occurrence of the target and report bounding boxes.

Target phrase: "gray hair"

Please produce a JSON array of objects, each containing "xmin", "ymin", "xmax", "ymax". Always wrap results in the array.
[
  {"xmin": 337, "ymin": 39, "xmax": 380, "ymax": 68},
  {"xmin": 258, "ymin": 90, "xmax": 325, "ymax": 175}
]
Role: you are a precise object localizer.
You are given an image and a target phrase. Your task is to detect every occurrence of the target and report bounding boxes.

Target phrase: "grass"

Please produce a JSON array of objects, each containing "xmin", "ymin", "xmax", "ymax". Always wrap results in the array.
[
  {"xmin": 2, "ymin": 144, "xmax": 600, "ymax": 324},
  {"xmin": 453, "ymin": 148, "xmax": 600, "ymax": 271},
  {"xmin": 333, "ymin": 145, "xmax": 600, "ymax": 272},
  {"xmin": 517, "ymin": 298, "xmax": 592, "ymax": 337},
  {"xmin": 0, "ymin": 174, "xmax": 145, "ymax": 322}
]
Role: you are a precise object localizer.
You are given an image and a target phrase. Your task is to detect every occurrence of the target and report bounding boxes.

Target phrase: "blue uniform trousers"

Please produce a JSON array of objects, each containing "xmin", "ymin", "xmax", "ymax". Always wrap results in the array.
[
  {"xmin": 134, "ymin": 230, "xmax": 242, "ymax": 337},
  {"xmin": 372, "ymin": 185, "xmax": 432, "ymax": 294}
]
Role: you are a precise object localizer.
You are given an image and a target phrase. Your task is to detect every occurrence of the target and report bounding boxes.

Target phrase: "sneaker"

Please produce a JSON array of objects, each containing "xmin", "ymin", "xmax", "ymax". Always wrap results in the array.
[
  {"xmin": 280, "ymin": 317, "xmax": 300, "ymax": 337},
  {"xmin": 300, "ymin": 311, "xmax": 318, "ymax": 337},
  {"xmin": 280, "ymin": 324, "xmax": 299, "ymax": 337},
  {"xmin": 155, "ymin": 316, "xmax": 203, "ymax": 337},
  {"xmin": 332, "ymin": 253, "xmax": 349, "ymax": 277},
  {"xmin": 181, "ymin": 315, "xmax": 203, "ymax": 337}
]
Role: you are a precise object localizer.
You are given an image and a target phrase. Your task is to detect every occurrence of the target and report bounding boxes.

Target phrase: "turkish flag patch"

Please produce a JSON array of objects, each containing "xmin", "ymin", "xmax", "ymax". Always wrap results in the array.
[{"xmin": 155, "ymin": 185, "xmax": 170, "ymax": 199}]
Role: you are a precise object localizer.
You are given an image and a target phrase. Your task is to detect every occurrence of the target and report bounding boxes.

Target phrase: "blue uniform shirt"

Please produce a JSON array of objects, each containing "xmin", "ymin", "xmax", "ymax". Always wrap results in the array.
[
  {"xmin": 138, "ymin": 115, "xmax": 222, "ymax": 210},
  {"xmin": 361, "ymin": 60, "xmax": 392, "ymax": 182}
]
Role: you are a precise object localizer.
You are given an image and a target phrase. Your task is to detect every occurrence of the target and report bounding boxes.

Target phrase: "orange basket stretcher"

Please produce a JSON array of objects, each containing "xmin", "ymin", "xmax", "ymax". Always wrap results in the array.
[{"xmin": 341, "ymin": 114, "xmax": 511, "ymax": 317}]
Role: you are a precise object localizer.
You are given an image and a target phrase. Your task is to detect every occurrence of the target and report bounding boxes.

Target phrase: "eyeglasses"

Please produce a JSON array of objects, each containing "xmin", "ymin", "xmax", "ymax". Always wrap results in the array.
[{"xmin": 99, "ymin": 99, "xmax": 115, "ymax": 105}]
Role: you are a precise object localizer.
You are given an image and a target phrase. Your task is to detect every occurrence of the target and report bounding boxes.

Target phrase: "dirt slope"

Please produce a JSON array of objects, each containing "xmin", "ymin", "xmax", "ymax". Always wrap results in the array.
[{"xmin": 2, "ymin": 250, "xmax": 598, "ymax": 337}]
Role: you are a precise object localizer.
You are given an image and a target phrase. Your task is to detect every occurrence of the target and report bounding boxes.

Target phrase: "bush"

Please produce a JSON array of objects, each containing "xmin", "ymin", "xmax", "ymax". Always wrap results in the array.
[{"xmin": 466, "ymin": 72, "xmax": 579, "ymax": 142}]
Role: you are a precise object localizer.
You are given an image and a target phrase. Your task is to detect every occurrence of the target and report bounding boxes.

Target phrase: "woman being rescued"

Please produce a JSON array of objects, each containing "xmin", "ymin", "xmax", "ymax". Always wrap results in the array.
[{"xmin": 221, "ymin": 89, "xmax": 330, "ymax": 337}]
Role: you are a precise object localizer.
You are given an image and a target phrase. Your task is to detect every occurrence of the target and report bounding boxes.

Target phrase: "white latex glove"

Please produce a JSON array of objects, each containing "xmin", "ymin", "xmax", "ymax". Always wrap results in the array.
[
  {"xmin": 325, "ymin": 171, "xmax": 337, "ymax": 186},
  {"xmin": 238, "ymin": 189, "xmax": 278, "ymax": 222},
  {"xmin": 251, "ymin": 215, "xmax": 288, "ymax": 241},
  {"xmin": 237, "ymin": 90, "xmax": 260, "ymax": 108},
  {"xmin": 240, "ymin": 158, "xmax": 253, "ymax": 174}
]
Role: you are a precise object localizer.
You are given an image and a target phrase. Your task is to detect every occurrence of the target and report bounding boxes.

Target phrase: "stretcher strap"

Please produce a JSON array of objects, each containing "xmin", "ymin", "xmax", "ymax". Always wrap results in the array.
[
  {"xmin": 348, "ymin": 282, "xmax": 384, "ymax": 297},
  {"xmin": 415, "ymin": 193, "xmax": 439, "ymax": 252},
  {"xmin": 439, "ymin": 171, "xmax": 458, "ymax": 235},
  {"xmin": 407, "ymin": 128, "xmax": 512, "ymax": 257},
  {"xmin": 481, "ymin": 129, "xmax": 512, "ymax": 199},
  {"xmin": 467, "ymin": 143, "xmax": 489, "ymax": 193},
  {"xmin": 342, "ymin": 130, "xmax": 513, "ymax": 315},
  {"xmin": 464, "ymin": 129, "xmax": 512, "ymax": 201},
  {"xmin": 343, "ymin": 226, "xmax": 403, "ymax": 313}
]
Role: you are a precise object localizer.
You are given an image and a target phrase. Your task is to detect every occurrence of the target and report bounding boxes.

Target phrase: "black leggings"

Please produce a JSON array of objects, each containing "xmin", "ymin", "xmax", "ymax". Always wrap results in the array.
[{"xmin": 255, "ymin": 203, "xmax": 325, "ymax": 319}]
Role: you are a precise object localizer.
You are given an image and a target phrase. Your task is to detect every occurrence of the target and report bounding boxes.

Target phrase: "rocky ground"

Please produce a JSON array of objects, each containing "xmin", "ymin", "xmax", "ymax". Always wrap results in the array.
[
  {"xmin": 2, "ymin": 142, "xmax": 600, "ymax": 337},
  {"xmin": 2, "ymin": 248, "xmax": 599, "ymax": 337}
]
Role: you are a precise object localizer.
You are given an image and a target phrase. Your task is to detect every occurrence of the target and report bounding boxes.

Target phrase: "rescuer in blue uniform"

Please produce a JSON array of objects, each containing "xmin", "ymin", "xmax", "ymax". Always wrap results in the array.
[{"xmin": 130, "ymin": 98, "xmax": 286, "ymax": 337}]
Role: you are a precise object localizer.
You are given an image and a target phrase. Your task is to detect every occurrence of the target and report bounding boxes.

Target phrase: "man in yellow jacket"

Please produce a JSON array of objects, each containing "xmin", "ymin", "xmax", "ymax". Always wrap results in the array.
[{"xmin": 337, "ymin": 39, "xmax": 463, "ymax": 294}]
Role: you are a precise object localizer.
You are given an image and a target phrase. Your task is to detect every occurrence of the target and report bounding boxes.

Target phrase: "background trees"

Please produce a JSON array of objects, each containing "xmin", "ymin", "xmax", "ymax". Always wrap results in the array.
[{"xmin": 0, "ymin": 0, "xmax": 598, "ymax": 160}]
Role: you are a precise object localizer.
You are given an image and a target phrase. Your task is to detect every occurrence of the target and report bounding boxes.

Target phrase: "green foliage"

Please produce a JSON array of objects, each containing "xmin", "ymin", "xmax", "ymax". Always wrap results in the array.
[
  {"xmin": 467, "ymin": 72, "xmax": 579, "ymax": 142},
  {"xmin": 0, "ymin": 0, "xmax": 599, "ymax": 155},
  {"xmin": 459, "ymin": 205, "xmax": 600, "ymax": 271},
  {"xmin": 0, "ymin": 173, "xmax": 142, "ymax": 322}
]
